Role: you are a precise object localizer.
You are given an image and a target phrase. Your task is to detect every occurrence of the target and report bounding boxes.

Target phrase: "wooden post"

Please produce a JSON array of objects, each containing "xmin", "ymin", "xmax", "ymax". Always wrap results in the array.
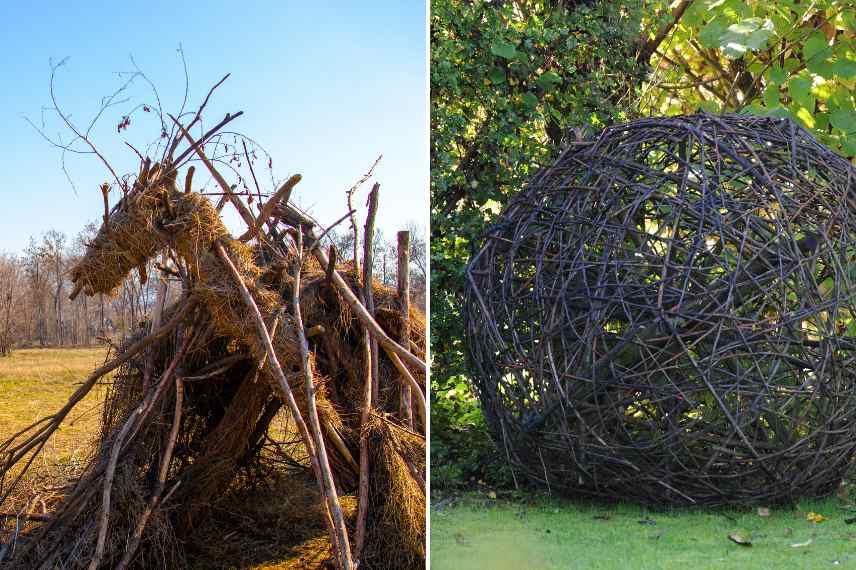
[
  {"xmin": 355, "ymin": 184, "xmax": 381, "ymax": 561},
  {"xmin": 362, "ymin": 184, "xmax": 380, "ymax": 406},
  {"xmin": 397, "ymin": 231, "xmax": 414, "ymax": 429}
]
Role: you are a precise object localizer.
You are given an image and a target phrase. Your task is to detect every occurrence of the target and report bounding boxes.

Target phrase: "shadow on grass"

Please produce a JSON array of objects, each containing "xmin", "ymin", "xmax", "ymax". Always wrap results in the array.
[{"xmin": 186, "ymin": 472, "xmax": 354, "ymax": 570}]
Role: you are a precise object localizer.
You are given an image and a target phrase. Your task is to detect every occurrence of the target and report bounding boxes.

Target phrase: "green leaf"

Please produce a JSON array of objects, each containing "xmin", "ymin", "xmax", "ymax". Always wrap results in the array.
[
  {"xmin": 522, "ymin": 92, "xmax": 538, "ymax": 109},
  {"xmin": 488, "ymin": 67, "xmax": 506, "ymax": 84},
  {"xmin": 763, "ymin": 84, "xmax": 780, "ymax": 108},
  {"xmin": 804, "ymin": 32, "xmax": 832, "ymax": 63},
  {"xmin": 699, "ymin": 20, "xmax": 728, "ymax": 49},
  {"xmin": 831, "ymin": 58, "xmax": 856, "ymax": 80},
  {"xmin": 719, "ymin": 18, "xmax": 774, "ymax": 59},
  {"xmin": 830, "ymin": 109, "xmax": 856, "ymax": 134},
  {"xmin": 788, "ymin": 76, "xmax": 813, "ymax": 109},
  {"xmin": 769, "ymin": 67, "xmax": 787, "ymax": 85},
  {"xmin": 536, "ymin": 71, "xmax": 562, "ymax": 91},
  {"xmin": 490, "ymin": 40, "xmax": 518, "ymax": 60}
]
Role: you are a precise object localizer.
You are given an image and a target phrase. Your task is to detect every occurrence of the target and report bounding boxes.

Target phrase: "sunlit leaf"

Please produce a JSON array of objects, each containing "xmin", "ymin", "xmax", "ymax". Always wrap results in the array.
[
  {"xmin": 719, "ymin": 18, "xmax": 775, "ymax": 59},
  {"xmin": 830, "ymin": 109, "xmax": 856, "ymax": 134},
  {"xmin": 788, "ymin": 76, "xmax": 814, "ymax": 109},
  {"xmin": 490, "ymin": 40, "xmax": 518, "ymax": 60}
]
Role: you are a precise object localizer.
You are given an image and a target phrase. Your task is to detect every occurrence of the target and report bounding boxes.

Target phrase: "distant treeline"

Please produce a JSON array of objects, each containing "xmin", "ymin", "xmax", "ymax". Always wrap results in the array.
[{"xmin": 0, "ymin": 220, "xmax": 425, "ymax": 354}]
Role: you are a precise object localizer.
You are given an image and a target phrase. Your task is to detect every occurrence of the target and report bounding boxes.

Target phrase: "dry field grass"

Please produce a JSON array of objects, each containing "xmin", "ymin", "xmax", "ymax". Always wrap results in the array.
[
  {"xmin": 0, "ymin": 347, "xmax": 109, "ymax": 485},
  {"xmin": 0, "ymin": 347, "xmax": 347, "ymax": 569}
]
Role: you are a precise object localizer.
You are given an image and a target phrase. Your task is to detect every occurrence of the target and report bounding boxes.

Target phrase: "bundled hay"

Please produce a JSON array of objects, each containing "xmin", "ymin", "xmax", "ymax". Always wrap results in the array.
[
  {"xmin": 364, "ymin": 415, "xmax": 425, "ymax": 570},
  {"xmin": 0, "ymin": 85, "xmax": 425, "ymax": 569}
]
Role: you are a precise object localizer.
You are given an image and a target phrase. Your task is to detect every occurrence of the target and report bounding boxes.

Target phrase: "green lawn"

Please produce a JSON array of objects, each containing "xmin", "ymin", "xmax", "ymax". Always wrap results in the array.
[{"xmin": 431, "ymin": 493, "xmax": 856, "ymax": 569}]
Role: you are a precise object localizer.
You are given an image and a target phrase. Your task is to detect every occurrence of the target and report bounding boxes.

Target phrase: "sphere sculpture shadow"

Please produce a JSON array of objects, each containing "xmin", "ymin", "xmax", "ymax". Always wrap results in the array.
[{"xmin": 465, "ymin": 114, "xmax": 856, "ymax": 506}]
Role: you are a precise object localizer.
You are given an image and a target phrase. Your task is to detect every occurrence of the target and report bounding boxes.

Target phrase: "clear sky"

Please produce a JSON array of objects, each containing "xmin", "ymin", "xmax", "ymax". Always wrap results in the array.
[{"xmin": 0, "ymin": 1, "xmax": 427, "ymax": 253}]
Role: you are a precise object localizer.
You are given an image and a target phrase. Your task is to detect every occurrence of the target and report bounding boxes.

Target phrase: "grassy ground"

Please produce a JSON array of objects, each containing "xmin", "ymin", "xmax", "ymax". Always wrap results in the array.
[
  {"xmin": 0, "ymin": 347, "xmax": 339, "ymax": 569},
  {"xmin": 431, "ymin": 492, "xmax": 856, "ymax": 569},
  {"xmin": 0, "ymin": 346, "xmax": 109, "ymax": 479}
]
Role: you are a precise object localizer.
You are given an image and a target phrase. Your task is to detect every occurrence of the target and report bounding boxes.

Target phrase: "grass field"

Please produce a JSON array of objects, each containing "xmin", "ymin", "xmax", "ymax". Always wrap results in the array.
[
  {"xmin": 431, "ymin": 492, "xmax": 856, "ymax": 569},
  {"xmin": 0, "ymin": 347, "xmax": 338, "ymax": 569},
  {"xmin": 0, "ymin": 346, "xmax": 109, "ymax": 480}
]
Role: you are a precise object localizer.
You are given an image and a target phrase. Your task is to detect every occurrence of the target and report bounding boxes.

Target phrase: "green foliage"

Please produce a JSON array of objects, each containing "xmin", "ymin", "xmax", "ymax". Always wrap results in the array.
[
  {"xmin": 642, "ymin": 0, "xmax": 856, "ymax": 157},
  {"xmin": 430, "ymin": 0, "xmax": 649, "ymax": 487},
  {"xmin": 430, "ymin": 375, "xmax": 513, "ymax": 490},
  {"xmin": 430, "ymin": 1, "xmax": 648, "ymax": 483}
]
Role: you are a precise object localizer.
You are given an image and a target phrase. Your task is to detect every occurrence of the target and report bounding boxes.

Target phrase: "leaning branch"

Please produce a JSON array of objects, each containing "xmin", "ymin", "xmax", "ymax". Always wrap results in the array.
[
  {"xmin": 213, "ymin": 241, "xmax": 354, "ymax": 570},
  {"xmin": 637, "ymin": 0, "xmax": 694, "ymax": 63}
]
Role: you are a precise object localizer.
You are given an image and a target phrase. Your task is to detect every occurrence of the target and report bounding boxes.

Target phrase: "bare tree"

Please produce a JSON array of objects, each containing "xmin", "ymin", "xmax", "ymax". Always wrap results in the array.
[
  {"xmin": 0, "ymin": 255, "xmax": 21, "ymax": 355},
  {"xmin": 43, "ymin": 230, "xmax": 67, "ymax": 345}
]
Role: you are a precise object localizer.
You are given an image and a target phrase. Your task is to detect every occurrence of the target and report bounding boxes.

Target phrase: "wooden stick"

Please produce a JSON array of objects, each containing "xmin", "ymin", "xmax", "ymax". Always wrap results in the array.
[
  {"xmin": 169, "ymin": 115, "xmax": 257, "ymax": 233},
  {"xmin": 293, "ymin": 232, "xmax": 355, "ymax": 569},
  {"xmin": 184, "ymin": 165, "xmax": 195, "ymax": 194},
  {"xmin": 213, "ymin": 241, "xmax": 353, "ymax": 570},
  {"xmin": 325, "ymin": 246, "xmax": 337, "ymax": 285},
  {"xmin": 279, "ymin": 202, "xmax": 426, "ymax": 372},
  {"xmin": 354, "ymin": 299, "xmax": 373, "ymax": 559},
  {"xmin": 383, "ymin": 347, "xmax": 426, "ymax": 431},
  {"xmin": 88, "ymin": 407, "xmax": 140, "ymax": 569},
  {"xmin": 397, "ymin": 230, "xmax": 413, "ymax": 428},
  {"xmin": 100, "ymin": 183, "xmax": 111, "ymax": 238},
  {"xmin": 363, "ymin": 184, "xmax": 380, "ymax": 406},
  {"xmin": 238, "ymin": 174, "xmax": 302, "ymax": 242},
  {"xmin": 89, "ymin": 341, "xmax": 188, "ymax": 570},
  {"xmin": 115, "ymin": 377, "xmax": 184, "ymax": 570}
]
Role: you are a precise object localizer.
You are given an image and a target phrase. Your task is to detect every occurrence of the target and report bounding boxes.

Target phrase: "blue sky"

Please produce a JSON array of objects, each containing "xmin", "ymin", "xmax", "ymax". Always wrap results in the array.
[{"xmin": 0, "ymin": 1, "xmax": 427, "ymax": 253}]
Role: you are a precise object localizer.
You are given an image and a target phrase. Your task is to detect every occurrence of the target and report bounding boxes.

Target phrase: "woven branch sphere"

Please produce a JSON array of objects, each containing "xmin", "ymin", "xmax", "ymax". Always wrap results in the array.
[{"xmin": 465, "ymin": 114, "xmax": 856, "ymax": 506}]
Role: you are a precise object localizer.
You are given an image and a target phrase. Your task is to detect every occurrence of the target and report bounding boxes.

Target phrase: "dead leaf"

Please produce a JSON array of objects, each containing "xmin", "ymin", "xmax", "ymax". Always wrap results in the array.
[
  {"xmin": 487, "ymin": 491, "xmax": 497, "ymax": 499},
  {"xmin": 757, "ymin": 506, "xmax": 771, "ymax": 517},
  {"xmin": 790, "ymin": 538, "xmax": 813, "ymax": 548},
  {"xmin": 728, "ymin": 530, "xmax": 752, "ymax": 546},
  {"xmin": 806, "ymin": 512, "xmax": 827, "ymax": 523}
]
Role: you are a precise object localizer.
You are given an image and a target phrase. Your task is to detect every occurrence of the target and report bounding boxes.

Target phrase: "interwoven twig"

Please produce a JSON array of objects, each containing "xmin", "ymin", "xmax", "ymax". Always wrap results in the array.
[{"xmin": 465, "ymin": 114, "xmax": 856, "ymax": 506}]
